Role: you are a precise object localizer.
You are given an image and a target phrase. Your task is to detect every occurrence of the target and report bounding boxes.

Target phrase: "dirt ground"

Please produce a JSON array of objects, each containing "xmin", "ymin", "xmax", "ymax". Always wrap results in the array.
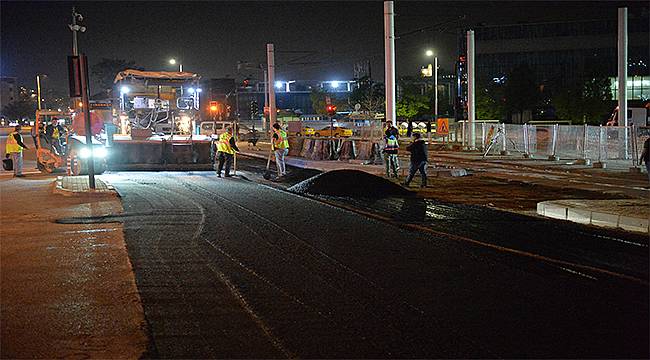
[
  {"xmin": 419, "ymin": 174, "xmax": 627, "ymax": 214},
  {"xmin": 0, "ymin": 176, "xmax": 147, "ymax": 358}
]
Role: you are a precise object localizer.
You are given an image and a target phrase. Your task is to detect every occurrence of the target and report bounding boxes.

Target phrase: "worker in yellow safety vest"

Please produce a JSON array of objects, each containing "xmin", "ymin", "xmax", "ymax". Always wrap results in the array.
[
  {"xmin": 5, "ymin": 125, "xmax": 29, "ymax": 177},
  {"xmin": 272, "ymin": 122, "xmax": 289, "ymax": 177},
  {"xmin": 216, "ymin": 127, "xmax": 239, "ymax": 177}
]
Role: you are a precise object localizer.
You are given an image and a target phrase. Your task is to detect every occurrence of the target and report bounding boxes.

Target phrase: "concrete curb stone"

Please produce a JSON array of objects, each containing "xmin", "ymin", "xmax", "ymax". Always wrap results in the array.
[
  {"xmin": 537, "ymin": 199, "xmax": 649, "ymax": 233},
  {"xmin": 54, "ymin": 175, "xmax": 119, "ymax": 197}
]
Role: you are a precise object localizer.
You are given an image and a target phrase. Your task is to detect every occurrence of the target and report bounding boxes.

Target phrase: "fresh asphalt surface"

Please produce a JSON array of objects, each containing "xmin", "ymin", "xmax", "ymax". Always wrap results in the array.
[{"xmin": 80, "ymin": 170, "xmax": 646, "ymax": 358}]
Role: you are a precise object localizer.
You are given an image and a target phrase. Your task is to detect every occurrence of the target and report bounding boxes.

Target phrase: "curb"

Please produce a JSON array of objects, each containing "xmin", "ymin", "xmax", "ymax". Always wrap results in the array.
[
  {"xmin": 53, "ymin": 176, "xmax": 119, "ymax": 197},
  {"xmin": 537, "ymin": 200, "xmax": 649, "ymax": 233}
]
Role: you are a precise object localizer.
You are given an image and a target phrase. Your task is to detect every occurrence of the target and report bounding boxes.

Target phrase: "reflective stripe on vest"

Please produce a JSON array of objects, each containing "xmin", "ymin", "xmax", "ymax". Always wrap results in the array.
[
  {"xmin": 5, "ymin": 132, "xmax": 22, "ymax": 153},
  {"xmin": 274, "ymin": 130, "xmax": 289, "ymax": 149},
  {"xmin": 217, "ymin": 132, "xmax": 235, "ymax": 154},
  {"xmin": 385, "ymin": 137, "xmax": 399, "ymax": 151}
]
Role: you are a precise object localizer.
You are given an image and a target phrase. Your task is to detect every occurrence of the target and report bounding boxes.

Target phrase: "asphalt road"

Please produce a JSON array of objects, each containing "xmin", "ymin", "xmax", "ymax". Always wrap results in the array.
[{"xmin": 90, "ymin": 171, "xmax": 647, "ymax": 358}]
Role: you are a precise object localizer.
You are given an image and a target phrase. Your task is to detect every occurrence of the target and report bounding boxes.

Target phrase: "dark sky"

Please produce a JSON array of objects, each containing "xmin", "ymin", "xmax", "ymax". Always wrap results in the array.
[{"xmin": 1, "ymin": 0, "xmax": 647, "ymax": 93}]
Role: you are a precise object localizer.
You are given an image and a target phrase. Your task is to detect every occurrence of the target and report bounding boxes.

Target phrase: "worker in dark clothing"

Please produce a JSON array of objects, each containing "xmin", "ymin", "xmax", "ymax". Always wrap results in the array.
[
  {"xmin": 384, "ymin": 120, "xmax": 399, "ymax": 139},
  {"xmin": 402, "ymin": 132, "xmax": 428, "ymax": 188},
  {"xmin": 215, "ymin": 127, "xmax": 240, "ymax": 177}
]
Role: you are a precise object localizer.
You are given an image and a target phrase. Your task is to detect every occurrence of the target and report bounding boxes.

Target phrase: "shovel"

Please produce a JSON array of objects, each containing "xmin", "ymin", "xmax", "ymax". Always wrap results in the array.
[{"xmin": 263, "ymin": 149, "xmax": 273, "ymax": 180}]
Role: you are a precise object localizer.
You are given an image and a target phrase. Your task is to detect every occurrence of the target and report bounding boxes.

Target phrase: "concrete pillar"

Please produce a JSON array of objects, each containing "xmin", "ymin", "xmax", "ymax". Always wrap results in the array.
[
  {"xmin": 467, "ymin": 30, "xmax": 476, "ymax": 150},
  {"xmin": 384, "ymin": 1, "xmax": 396, "ymax": 126},
  {"xmin": 267, "ymin": 44, "xmax": 277, "ymax": 127},
  {"xmin": 618, "ymin": 8, "xmax": 628, "ymax": 158}
]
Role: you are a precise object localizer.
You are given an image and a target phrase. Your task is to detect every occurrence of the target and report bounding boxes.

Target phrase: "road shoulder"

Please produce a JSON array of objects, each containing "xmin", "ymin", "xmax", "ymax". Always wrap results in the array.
[{"xmin": 0, "ymin": 177, "xmax": 148, "ymax": 358}]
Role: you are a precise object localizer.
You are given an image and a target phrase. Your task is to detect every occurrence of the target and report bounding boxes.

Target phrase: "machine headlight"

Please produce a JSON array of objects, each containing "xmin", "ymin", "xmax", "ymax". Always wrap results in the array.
[
  {"xmin": 94, "ymin": 147, "xmax": 108, "ymax": 158},
  {"xmin": 78, "ymin": 147, "xmax": 107, "ymax": 158},
  {"xmin": 79, "ymin": 147, "xmax": 92, "ymax": 158}
]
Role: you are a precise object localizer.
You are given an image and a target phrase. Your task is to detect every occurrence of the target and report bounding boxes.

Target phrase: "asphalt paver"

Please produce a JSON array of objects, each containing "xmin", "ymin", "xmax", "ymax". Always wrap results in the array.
[{"xmin": 103, "ymin": 171, "xmax": 648, "ymax": 358}]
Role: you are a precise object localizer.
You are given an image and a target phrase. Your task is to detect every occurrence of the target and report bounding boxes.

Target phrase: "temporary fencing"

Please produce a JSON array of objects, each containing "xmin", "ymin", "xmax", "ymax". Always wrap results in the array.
[{"xmin": 457, "ymin": 121, "xmax": 647, "ymax": 165}]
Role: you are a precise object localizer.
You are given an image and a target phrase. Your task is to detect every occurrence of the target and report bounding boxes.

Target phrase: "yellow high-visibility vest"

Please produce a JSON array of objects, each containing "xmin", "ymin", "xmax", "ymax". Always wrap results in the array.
[
  {"xmin": 5, "ymin": 132, "xmax": 22, "ymax": 153},
  {"xmin": 217, "ymin": 132, "xmax": 235, "ymax": 155},
  {"xmin": 273, "ymin": 129, "xmax": 289, "ymax": 149}
]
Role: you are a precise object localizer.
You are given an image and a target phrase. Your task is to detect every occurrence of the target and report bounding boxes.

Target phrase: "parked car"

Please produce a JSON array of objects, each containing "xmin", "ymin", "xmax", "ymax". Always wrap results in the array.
[
  {"xmin": 295, "ymin": 127, "xmax": 315, "ymax": 137},
  {"xmin": 314, "ymin": 126, "xmax": 353, "ymax": 138}
]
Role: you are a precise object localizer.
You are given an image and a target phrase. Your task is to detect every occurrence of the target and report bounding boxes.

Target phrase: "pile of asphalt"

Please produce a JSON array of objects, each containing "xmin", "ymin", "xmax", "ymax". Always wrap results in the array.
[{"xmin": 288, "ymin": 169, "xmax": 412, "ymax": 198}]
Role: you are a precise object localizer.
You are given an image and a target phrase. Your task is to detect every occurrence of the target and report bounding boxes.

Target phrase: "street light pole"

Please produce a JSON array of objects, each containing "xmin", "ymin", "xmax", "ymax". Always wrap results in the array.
[
  {"xmin": 384, "ymin": 1, "xmax": 397, "ymax": 127},
  {"xmin": 36, "ymin": 75, "xmax": 43, "ymax": 110},
  {"xmin": 71, "ymin": 7, "xmax": 79, "ymax": 56}
]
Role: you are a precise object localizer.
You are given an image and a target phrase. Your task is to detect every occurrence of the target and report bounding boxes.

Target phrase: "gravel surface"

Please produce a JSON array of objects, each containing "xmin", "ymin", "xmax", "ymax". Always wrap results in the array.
[{"xmin": 288, "ymin": 169, "xmax": 412, "ymax": 198}]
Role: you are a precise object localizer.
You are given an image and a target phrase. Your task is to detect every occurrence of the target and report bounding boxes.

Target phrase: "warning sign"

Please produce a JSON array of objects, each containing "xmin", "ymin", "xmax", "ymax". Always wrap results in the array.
[{"xmin": 436, "ymin": 118, "xmax": 449, "ymax": 136}]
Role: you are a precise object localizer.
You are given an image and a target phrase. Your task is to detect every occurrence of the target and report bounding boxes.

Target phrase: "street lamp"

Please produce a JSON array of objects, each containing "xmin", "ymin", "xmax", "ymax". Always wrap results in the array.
[
  {"xmin": 169, "ymin": 58, "xmax": 182, "ymax": 72},
  {"xmin": 425, "ymin": 50, "xmax": 438, "ymax": 143}
]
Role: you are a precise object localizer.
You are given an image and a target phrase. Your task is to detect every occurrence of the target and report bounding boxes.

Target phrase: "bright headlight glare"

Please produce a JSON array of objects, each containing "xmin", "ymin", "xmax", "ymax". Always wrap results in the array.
[
  {"xmin": 79, "ymin": 147, "xmax": 92, "ymax": 158},
  {"xmin": 95, "ymin": 147, "xmax": 108, "ymax": 158}
]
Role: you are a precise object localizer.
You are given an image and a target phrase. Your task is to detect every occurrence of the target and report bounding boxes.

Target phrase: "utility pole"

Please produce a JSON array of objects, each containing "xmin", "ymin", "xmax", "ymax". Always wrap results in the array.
[
  {"xmin": 618, "ymin": 7, "xmax": 628, "ymax": 159},
  {"xmin": 69, "ymin": 7, "xmax": 85, "ymax": 110},
  {"xmin": 467, "ymin": 30, "xmax": 476, "ymax": 150},
  {"xmin": 78, "ymin": 54, "xmax": 96, "ymax": 189},
  {"xmin": 384, "ymin": 1, "xmax": 396, "ymax": 126},
  {"xmin": 267, "ymin": 44, "xmax": 277, "ymax": 127}
]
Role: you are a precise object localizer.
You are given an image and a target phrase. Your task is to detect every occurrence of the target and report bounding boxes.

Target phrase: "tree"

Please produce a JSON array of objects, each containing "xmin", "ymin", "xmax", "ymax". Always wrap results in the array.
[
  {"xmin": 502, "ymin": 64, "xmax": 539, "ymax": 122},
  {"xmin": 310, "ymin": 88, "xmax": 348, "ymax": 116},
  {"xmin": 476, "ymin": 80, "xmax": 504, "ymax": 120},
  {"xmin": 91, "ymin": 58, "xmax": 141, "ymax": 93},
  {"xmin": 2, "ymin": 96, "xmax": 37, "ymax": 121},
  {"xmin": 553, "ymin": 76, "xmax": 612, "ymax": 124},
  {"xmin": 348, "ymin": 76, "xmax": 384, "ymax": 113}
]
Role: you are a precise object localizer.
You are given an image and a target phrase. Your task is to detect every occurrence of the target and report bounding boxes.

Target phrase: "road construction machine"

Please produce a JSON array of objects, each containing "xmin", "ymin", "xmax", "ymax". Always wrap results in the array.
[
  {"xmin": 35, "ymin": 108, "xmax": 108, "ymax": 175},
  {"xmin": 109, "ymin": 69, "xmax": 213, "ymax": 169}
]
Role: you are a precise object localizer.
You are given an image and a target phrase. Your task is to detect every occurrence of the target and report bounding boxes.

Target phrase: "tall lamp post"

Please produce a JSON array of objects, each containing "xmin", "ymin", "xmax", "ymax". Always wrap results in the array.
[
  {"xmin": 169, "ymin": 58, "xmax": 183, "ymax": 72},
  {"xmin": 425, "ymin": 50, "xmax": 438, "ymax": 145},
  {"xmin": 68, "ymin": 7, "xmax": 85, "ymax": 110},
  {"xmin": 36, "ymin": 74, "xmax": 46, "ymax": 110},
  {"xmin": 169, "ymin": 58, "xmax": 184, "ymax": 95}
]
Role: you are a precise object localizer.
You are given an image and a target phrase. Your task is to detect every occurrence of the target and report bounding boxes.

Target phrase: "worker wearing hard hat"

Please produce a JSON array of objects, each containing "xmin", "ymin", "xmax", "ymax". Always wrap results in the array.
[
  {"xmin": 216, "ymin": 127, "xmax": 239, "ymax": 177},
  {"xmin": 5, "ymin": 125, "xmax": 29, "ymax": 177}
]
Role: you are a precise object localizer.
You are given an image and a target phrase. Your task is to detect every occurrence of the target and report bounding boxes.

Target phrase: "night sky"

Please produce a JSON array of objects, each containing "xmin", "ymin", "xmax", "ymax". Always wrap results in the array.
[{"xmin": 1, "ymin": 1, "xmax": 646, "ymax": 93}]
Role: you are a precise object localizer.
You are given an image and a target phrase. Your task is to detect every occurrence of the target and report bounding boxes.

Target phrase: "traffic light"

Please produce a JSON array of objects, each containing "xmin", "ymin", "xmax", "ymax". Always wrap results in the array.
[
  {"xmin": 249, "ymin": 100, "xmax": 258, "ymax": 119},
  {"xmin": 326, "ymin": 104, "xmax": 337, "ymax": 116},
  {"xmin": 209, "ymin": 101, "xmax": 219, "ymax": 112}
]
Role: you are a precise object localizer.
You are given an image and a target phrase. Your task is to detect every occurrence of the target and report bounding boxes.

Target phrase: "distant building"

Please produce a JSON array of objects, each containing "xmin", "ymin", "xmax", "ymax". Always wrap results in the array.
[
  {"xmin": 200, "ymin": 78, "xmax": 357, "ymax": 121},
  {"xmin": 1, "ymin": 76, "xmax": 17, "ymax": 113},
  {"xmin": 456, "ymin": 15, "xmax": 650, "ymax": 121}
]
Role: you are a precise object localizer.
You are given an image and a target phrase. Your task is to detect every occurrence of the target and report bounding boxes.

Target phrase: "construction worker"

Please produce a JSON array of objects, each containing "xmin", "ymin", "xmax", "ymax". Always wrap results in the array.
[
  {"xmin": 216, "ymin": 126, "xmax": 239, "ymax": 177},
  {"xmin": 5, "ymin": 125, "xmax": 29, "ymax": 177},
  {"xmin": 272, "ymin": 122, "xmax": 289, "ymax": 177}
]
